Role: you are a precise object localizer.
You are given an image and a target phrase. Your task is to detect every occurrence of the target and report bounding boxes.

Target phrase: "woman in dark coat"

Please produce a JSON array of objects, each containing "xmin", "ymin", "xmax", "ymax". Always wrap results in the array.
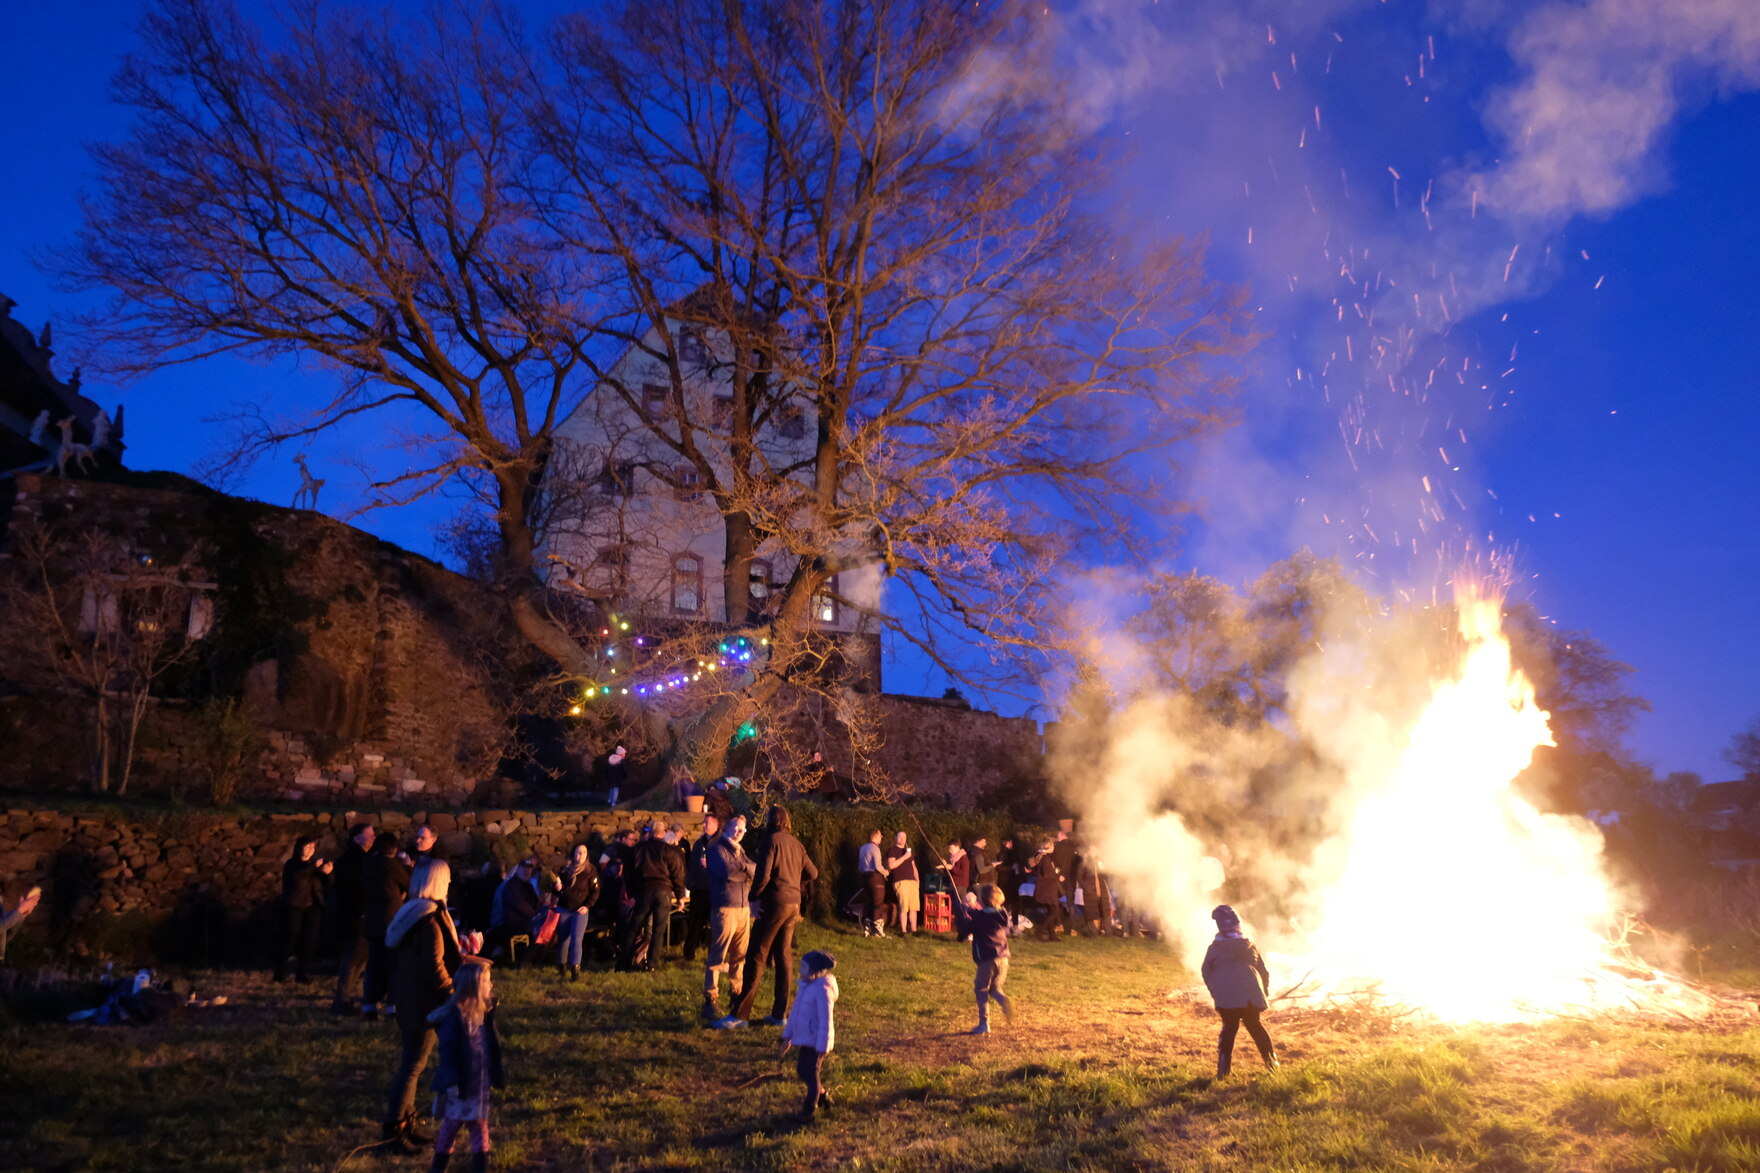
[
  {"xmin": 361, "ymin": 834, "xmax": 412, "ymax": 1017},
  {"xmin": 555, "ymin": 844, "xmax": 599, "ymax": 981},
  {"xmin": 273, "ymin": 835, "xmax": 331, "ymax": 983},
  {"xmin": 382, "ymin": 858, "xmax": 468, "ymax": 1154}
]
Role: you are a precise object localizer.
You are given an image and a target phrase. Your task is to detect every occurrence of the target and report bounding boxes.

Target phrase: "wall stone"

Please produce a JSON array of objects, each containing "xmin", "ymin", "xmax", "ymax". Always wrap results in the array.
[
  {"xmin": 0, "ymin": 801, "xmax": 704, "ymax": 962},
  {"xmin": 0, "ymin": 472, "xmax": 532, "ymax": 806}
]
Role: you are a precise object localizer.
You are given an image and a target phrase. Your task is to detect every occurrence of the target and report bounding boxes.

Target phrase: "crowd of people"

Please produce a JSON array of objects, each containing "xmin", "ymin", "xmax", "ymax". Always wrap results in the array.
[
  {"xmin": 246, "ymin": 811, "xmax": 1268, "ymax": 1165},
  {"xmin": 854, "ymin": 826, "xmax": 1160, "ymax": 942}
]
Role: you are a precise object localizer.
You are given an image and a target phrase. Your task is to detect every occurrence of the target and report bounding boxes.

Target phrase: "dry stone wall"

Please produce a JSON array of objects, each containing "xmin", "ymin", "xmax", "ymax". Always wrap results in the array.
[{"xmin": 0, "ymin": 801, "xmax": 702, "ymax": 963}]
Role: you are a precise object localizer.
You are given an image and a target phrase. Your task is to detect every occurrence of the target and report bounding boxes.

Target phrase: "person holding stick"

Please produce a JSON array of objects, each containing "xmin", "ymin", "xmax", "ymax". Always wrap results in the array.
[{"xmin": 949, "ymin": 885, "xmax": 1014, "ymax": 1034}]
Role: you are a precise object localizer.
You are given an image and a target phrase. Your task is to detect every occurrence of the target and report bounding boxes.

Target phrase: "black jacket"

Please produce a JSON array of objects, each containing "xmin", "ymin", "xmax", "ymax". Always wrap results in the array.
[
  {"xmin": 387, "ymin": 900, "xmax": 462, "ymax": 1034},
  {"xmin": 559, "ymin": 860, "xmax": 599, "ymax": 911},
  {"xmin": 633, "ymin": 839, "xmax": 687, "ymax": 897},
  {"xmin": 281, "ymin": 857, "xmax": 328, "ymax": 909},
  {"xmin": 362, "ymin": 853, "xmax": 411, "ymax": 934},
  {"xmin": 969, "ymin": 847, "xmax": 996, "ymax": 886},
  {"xmin": 686, "ymin": 834, "xmax": 715, "ymax": 892},
  {"xmin": 331, "ymin": 843, "xmax": 370, "ymax": 924},
  {"xmin": 751, "ymin": 830, "xmax": 819, "ymax": 908}
]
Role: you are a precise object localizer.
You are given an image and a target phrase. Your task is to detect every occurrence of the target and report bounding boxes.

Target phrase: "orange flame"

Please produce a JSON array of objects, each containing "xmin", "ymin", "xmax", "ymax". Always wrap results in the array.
[{"xmin": 1300, "ymin": 586, "xmax": 1617, "ymax": 1022}]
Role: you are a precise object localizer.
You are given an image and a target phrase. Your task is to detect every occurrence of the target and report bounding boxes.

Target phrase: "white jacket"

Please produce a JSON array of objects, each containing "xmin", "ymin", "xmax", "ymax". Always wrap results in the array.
[{"xmin": 783, "ymin": 973, "xmax": 838, "ymax": 1053}]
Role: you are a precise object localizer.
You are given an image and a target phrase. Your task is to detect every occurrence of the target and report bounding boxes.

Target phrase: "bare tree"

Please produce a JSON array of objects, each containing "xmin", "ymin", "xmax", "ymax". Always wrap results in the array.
[
  {"xmin": 534, "ymin": 0, "xmax": 1250, "ymax": 768},
  {"xmin": 55, "ymin": 0, "xmax": 601, "ymax": 676},
  {"xmin": 59, "ymin": 0, "xmax": 1249, "ymax": 781},
  {"xmin": 0, "ymin": 523, "xmax": 209, "ymax": 793}
]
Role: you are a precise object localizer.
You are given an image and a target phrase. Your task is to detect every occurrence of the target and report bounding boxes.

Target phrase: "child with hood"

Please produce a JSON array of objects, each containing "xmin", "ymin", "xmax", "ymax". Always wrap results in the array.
[
  {"xmin": 1200, "ymin": 904, "xmax": 1279, "ymax": 1077},
  {"xmin": 779, "ymin": 949, "xmax": 838, "ymax": 1120},
  {"xmin": 426, "ymin": 956, "xmax": 505, "ymax": 1172}
]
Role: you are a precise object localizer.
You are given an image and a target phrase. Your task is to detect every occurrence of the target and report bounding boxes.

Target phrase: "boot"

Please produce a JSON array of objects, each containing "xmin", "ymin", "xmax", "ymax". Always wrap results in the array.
[
  {"xmin": 471, "ymin": 1153, "xmax": 489, "ymax": 1172},
  {"xmin": 427, "ymin": 1150, "xmax": 452, "ymax": 1173},
  {"xmin": 380, "ymin": 1120, "xmax": 420, "ymax": 1157},
  {"xmin": 700, "ymin": 993, "xmax": 720, "ymax": 1023},
  {"xmin": 1259, "ymin": 1045, "xmax": 1280, "ymax": 1071},
  {"xmin": 1216, "ymin": 1047, "xmax": 1232, "ymax": 1078},
  {"xmin": 569, "ymin": 964, "xmax": 581, "ymax": 982}
]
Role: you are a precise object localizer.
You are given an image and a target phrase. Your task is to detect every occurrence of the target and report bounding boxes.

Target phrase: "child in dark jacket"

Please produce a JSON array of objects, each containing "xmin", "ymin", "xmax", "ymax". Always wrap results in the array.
[
  {"xmin": 427, "ymin": 956, "xmax": 506, "ymax": 1172},
  {"xmin": 1200, "ymin": 904, "xmax": 1278, "ymax": 1077},
  {"xmin": 949, "ymin": 885, "xmax": 1013, "ymax": 1034}
]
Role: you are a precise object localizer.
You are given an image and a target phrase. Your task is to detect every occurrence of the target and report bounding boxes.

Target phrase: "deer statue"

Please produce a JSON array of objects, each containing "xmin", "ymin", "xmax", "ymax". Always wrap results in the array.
[
  {"xmin": 54, "ymin": 417, "xmax": 96, "ymax": 477},
  {"xmin": 293, "ymin": 453, "xmax": 324, "ymax": 510}
]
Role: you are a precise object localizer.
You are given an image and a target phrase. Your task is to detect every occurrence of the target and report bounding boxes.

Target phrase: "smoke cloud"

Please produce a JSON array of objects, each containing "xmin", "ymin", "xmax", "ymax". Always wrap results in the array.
[{"xmin": 1473, "ymin": 0, "xmax": 1760, "ymax": 222}]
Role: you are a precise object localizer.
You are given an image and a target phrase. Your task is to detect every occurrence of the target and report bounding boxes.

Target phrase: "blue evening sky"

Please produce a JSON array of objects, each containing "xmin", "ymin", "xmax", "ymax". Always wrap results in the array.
[{"xmin": 1, "ymin": 2, "xmax": 1755, "ymax": 783}]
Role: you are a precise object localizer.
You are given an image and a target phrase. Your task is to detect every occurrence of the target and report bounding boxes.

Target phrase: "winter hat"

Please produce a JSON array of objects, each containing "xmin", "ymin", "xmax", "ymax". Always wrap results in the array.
[
  {"xmin": 1211, "ymin": 904, "xmax": 1241, "ymax": 930},
  {"xmin": 802, "ymin": 949, "xmax": 836, "ymax": 976}
]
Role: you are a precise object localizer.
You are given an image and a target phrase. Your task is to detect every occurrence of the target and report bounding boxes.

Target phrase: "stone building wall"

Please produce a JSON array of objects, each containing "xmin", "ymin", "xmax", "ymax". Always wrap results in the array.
[
  {"xmin": 865, "ymin": 694, "xmax": 1045, "ymax": 809},
  {"xmin": 0, "ymin": 473, "xmax": 529, "ymax": 806},
  {"xmin": 0, "ymin": 801, "xmax": 702, "ymax": 962}
]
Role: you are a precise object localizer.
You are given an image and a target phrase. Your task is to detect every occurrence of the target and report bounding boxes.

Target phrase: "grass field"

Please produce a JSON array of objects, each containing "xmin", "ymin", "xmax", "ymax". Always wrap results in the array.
[{"xmin": 6, "ymin": 926, "xmax": 1760, "ymax": 1172}]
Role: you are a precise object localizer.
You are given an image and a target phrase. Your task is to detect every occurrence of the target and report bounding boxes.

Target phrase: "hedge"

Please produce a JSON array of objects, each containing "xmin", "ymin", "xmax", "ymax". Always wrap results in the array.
[{"xmin": 743, "ymin": 800, "xmax": 1051, "ymax": 923}]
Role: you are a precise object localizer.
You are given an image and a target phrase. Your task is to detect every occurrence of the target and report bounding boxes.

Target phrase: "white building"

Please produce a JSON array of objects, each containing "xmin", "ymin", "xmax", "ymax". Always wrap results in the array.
[{"xmin": 543, "ymin": 309, "xmax": 865, "ymax": 642}]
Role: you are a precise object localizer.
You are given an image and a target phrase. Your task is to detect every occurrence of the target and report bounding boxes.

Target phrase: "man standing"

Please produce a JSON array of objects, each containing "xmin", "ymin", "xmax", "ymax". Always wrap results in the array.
[
  {"xmin": 682, "ymin": 813, "xmax": 721, "ymax": 961},
  {"xmin": 968, "ymin": 836, "xmax": 997, "ymax": 891},
  {"xmin": 622, "ymin": 823, "xmax": 687, "ymax": 971},
  {"xmin": 856, "ymin": 829, "xmax": 888, "ymax": 938},
  {"xmin": 360, "ymin": 835, "xmax": 409, "ymax": 1019},
  {"xmin": 329, "ymin": 822, "xmax": 375, "ymax": 1014},
  {"xmin": 702, "ymin": 815, "xmax": 756, "ymax": 1022},
  {"xmin": 719, "ymin": 807, "xmax": 818, "ymax": 1029},
  {"xmin": 1051, "ymin": 830, "xmax": 1079, "ymax": 929},
  {"xmin": 409, "ymin": 824, "xmax": 443, "ymax": 869}
]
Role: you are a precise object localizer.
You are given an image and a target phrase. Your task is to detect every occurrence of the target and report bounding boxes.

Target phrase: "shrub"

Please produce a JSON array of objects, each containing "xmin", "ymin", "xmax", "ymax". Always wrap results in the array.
[{"xmin": 190, "ymin": 698, "xmax": 267, "ymax": 806}]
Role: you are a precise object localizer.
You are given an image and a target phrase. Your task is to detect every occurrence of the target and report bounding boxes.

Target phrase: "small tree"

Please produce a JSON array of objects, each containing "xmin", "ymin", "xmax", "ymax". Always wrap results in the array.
[
  {"xmin": 0, "ymin": 522, "xmax": 210, "ymax": 793},
  {"xmin": 1727, "ymin": 714, "xmax": 1760, "ymax": 780},
  {"xmin": 190, "ymin": 696, "xmax": 267, "ymax": 805}
]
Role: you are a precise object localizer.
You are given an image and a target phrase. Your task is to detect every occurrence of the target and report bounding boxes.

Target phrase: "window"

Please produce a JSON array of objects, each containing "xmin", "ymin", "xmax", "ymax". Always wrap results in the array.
[
  {"xmin": 598, "ymin": 460, "xmax": 637, "ymax": 496},
  {"xmin": 187, "ymin": 591, "xmax": 215, "ymax": 640},
  {"xmin": 779, "ymin": 407, "xmax": 806, "ymax": 440},
  {"xmin": 813, "ymin": 574, "xmax": 839, "ymax": 625},
  {"xmin": 673, "ymin": 465, "xmax": 702, "ymax": 501},
  {"xmin": 595, "ymin": 545, "xmax": 629, "ymax": 581},
  {"xmin": 641, "ymin": 382, "xmax": 669, "ymax": 412},
  {"xmin": 748, "ymin": 558, "xmax": 772, "ymax": 601},
  {"xmin": 671, "ymin": 554, "xmax": 703, "ymax": 615},
  {"xmin": 679, "ymin": 328, "xmax": 708, "ymax": 366}
]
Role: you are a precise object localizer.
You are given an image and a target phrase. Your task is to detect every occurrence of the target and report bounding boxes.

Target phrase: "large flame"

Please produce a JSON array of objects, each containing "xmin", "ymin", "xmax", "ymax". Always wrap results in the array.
[{"xmin": 1298, "ymin": 587, "xmax": 1618, "ymax": 1022}]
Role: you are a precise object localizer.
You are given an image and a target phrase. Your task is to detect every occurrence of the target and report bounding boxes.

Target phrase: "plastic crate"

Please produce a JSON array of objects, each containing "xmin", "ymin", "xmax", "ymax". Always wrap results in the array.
[{"xmin": 924, "ymin": 891, "xmax": 953, "ymax": 934}]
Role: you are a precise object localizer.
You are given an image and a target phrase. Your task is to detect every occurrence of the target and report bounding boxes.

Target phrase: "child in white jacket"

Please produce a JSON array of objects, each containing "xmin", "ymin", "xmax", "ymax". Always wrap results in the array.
[{"xmin": 780, "ymin": 949, "xmax": 838, "ymax": 1120}]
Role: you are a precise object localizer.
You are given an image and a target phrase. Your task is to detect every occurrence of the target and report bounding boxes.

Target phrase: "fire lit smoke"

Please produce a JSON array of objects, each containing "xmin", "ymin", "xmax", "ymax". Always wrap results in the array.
[{"xmin": 1056, "ymin": 581, "xmax": 1725, "ymax": 1023}]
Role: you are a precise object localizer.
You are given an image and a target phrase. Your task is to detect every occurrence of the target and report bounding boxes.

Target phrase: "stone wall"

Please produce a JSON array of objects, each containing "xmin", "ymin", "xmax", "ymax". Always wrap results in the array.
[
  {"xmin": 866, "ymin": 694, "xmax": 1045, "ymax": 809},
  {"xmin": 0, "ymin": 472, "xmax": 531, "ymax": 806},
  {"xmin": 0, "ymin": 800, "xmax": 703, "ymax": 963}
]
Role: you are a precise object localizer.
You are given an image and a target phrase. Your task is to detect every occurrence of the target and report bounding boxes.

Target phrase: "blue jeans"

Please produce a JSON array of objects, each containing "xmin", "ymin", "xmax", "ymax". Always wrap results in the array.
[{"xmin": 558, "ymin": 909, "xmax": 589, "ymax": 968}]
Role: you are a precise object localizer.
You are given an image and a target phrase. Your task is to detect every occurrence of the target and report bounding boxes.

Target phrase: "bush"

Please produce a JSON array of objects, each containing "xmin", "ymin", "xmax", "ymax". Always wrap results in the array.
[
  {"xmin": 189, "ymin": 698, "xmax": 267, "ymax": 806},
  {"xmin": 759, "ymin": 800, "xmax": 1049, "ymax": 923}
]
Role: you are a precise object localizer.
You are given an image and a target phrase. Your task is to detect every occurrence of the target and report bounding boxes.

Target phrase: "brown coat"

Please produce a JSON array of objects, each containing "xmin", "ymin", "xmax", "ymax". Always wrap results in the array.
[{"xmin": 386, "ymin": 899, "xmax": 462, "ymax": 1033}]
